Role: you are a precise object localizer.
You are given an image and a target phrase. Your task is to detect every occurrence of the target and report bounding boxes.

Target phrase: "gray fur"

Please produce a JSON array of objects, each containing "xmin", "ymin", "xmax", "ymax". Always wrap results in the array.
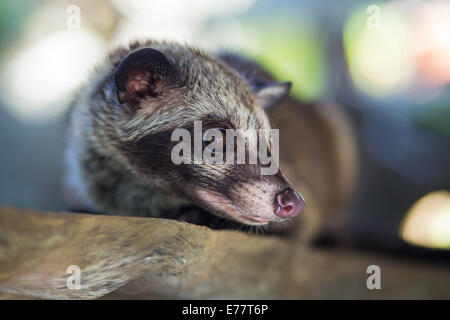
[{"xmin": 65, "ymin": 40, "xmax": 294, "ymax": 225}]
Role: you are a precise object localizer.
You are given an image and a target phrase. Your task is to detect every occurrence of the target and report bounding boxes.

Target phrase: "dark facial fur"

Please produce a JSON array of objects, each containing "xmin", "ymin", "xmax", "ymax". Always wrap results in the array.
[{"xmin": 65, "ymin": 40, "xmax": 303, "ymax": 227}]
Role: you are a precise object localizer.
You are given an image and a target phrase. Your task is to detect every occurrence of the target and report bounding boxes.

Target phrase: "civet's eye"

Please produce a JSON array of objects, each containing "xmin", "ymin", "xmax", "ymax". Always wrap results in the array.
[{"xmin": 203, "ymin": 128, "xmax": 227, "ymax": 156}]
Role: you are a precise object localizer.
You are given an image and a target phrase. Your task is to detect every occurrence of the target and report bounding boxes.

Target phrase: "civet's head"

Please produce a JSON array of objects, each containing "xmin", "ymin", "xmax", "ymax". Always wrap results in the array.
[{"xmin": 96, "ymin": 42, "xmax": 305, "ymax": 226}]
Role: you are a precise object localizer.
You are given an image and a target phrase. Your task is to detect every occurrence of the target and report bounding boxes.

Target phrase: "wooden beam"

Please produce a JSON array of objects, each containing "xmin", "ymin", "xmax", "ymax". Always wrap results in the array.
[{"xmin": 0, "ymin": 207, "xmax": 449, "ymax": 299}]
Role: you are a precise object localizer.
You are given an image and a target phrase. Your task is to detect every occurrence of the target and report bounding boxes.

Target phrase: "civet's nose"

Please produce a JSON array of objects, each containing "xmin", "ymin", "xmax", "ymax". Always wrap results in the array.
[{"xmin": 274, "ymin": 189, "xmax": 305, "ymax": 218}]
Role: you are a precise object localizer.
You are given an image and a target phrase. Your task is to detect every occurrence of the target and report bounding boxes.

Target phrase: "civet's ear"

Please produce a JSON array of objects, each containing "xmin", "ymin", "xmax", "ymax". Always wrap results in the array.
[
  {"xmin": 113, "ymin": 48, "xmax": 177, "ymax": 110},
  {"xmin": 254, "ymin": 82, "xmax": 291, "ymax": 110}
]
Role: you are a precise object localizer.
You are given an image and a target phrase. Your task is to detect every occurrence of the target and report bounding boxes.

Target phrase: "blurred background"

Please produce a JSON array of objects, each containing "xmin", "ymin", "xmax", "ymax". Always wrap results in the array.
[{"xmin": 0, "ymin": 0, "xmax": 449, "ymax": 256}]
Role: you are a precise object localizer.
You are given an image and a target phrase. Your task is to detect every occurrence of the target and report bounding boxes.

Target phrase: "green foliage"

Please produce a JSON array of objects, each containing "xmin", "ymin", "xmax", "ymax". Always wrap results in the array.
[{"xmin": 242, "ymin": 18, "xmax": 327, "ymax": 102}]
